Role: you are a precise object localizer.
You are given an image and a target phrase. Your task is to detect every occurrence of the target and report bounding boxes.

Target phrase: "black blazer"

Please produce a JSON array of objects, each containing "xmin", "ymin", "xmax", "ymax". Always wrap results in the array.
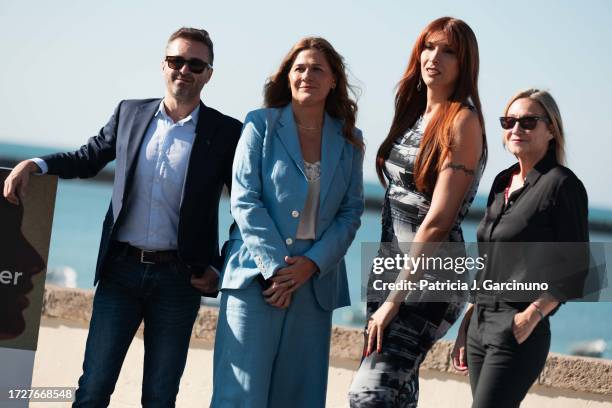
[{"xmin": 42, "ymin": 98, "xmax": 242, "ymax": 284}]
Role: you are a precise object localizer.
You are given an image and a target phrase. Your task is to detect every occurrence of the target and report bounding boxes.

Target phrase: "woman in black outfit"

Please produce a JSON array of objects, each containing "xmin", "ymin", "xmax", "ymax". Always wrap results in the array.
[{"xmin": 452, "ymin": 88, "xmax": 589, "ymax": 408}]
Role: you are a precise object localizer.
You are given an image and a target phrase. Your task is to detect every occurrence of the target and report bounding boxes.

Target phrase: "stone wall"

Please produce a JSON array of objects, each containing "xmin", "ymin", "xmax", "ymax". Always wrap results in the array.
[{"xmin": 42, "ymin": 285, "xmax": 612, "ymax": 397}]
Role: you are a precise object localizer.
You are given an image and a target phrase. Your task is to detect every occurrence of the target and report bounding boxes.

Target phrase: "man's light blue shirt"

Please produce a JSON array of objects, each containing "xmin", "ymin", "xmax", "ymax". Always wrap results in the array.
[
  {"xmin": 35, "ymin": 100, "xmax": 199, "ymax": 251},
  {"xmin": 115, "ymin": 101, "xmax": 198, "ymax": 250}
]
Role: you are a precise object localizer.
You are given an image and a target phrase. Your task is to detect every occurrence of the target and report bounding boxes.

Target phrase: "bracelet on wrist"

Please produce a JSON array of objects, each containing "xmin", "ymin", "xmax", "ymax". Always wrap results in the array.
[{"xmin": 531, "ymin": 302, "xmax": 545, "ymax": 320}]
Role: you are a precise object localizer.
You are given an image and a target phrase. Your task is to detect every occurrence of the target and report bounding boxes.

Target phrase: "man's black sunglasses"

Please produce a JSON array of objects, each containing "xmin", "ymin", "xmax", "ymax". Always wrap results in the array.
[
  {"xmin": 165, "ymin": 56, "xmax": 212, "ymax": 74},
  {"xmin": 499, "ymin": 115, "xmax": 550, "ymax": 131}
]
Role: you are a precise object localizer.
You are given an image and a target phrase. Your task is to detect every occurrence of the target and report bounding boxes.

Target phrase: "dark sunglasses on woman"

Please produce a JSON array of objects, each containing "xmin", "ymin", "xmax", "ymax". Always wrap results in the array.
[
  {"xmin": 499, "ymin": 116, "xmax": 550, "ymax": 130},
  {"xmin": 165, "ymin": 56, "xmax": 212, "ymax": 74}
]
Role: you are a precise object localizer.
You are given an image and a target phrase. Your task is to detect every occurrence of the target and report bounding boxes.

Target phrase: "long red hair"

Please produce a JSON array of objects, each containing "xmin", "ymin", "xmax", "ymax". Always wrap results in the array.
[{"xmin": 376, "ymin": 17, "xmax": 486, "ymax": 194}]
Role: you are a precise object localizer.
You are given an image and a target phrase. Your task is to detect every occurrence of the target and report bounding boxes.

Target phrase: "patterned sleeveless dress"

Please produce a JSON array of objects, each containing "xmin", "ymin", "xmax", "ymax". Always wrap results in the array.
[{"xmin": 349, "ymin": 113, "xmax": 484, "ymax": 407}]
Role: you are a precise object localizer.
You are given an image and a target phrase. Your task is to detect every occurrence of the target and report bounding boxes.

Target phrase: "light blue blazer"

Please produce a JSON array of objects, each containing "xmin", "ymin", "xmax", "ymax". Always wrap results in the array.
[{"xmin": 220, "ymin": 105, "xmax": 364, "ymax": 311}]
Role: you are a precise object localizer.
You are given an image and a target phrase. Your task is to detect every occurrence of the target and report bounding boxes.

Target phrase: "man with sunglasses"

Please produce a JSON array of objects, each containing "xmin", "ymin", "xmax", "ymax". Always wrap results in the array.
[{"xmin": 3, "ymin": 27, "xmax": 241, "ymax": 407}]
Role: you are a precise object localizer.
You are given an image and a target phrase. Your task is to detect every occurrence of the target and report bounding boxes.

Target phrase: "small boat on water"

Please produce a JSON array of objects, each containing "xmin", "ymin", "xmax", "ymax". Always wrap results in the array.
[
  {"xmin": 46, "ymin": 266, "xmax": 78, "ymax": 288},
  {"xmin": 569, "ymin": 339, "xmax": 608, "ymax": 358}
]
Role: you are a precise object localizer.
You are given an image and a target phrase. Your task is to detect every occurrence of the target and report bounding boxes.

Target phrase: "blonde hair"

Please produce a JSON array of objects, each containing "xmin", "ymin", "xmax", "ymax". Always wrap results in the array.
[{"xmin": 503, "ymin": 88, "xmax": 566, "ymax": 165}]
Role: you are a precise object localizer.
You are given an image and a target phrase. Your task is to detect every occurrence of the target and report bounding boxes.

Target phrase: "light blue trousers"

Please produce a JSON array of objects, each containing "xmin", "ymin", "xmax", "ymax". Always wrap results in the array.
[{"xmin": 211, "ymin": 276, "xmax": 332, "ymax": 408}]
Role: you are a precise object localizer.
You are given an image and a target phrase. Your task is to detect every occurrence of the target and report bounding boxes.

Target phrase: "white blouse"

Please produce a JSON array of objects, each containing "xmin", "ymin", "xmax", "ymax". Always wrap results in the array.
[{"xmin": 296, "ymin": 161, "xmax": 321, "ymax": 240}]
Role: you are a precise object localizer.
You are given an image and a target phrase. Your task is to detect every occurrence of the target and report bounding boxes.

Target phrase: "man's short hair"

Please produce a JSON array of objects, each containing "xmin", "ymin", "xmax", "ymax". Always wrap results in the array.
[{"xmin": 167, "ymin": 27, "xmax": 214, "ymax": 65}]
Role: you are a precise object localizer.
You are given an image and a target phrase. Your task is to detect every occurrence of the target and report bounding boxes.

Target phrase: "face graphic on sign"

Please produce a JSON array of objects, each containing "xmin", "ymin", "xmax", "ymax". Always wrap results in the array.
[{"xmin": 0, "ymin": 195, "xmax": 45, "ymax": 340}]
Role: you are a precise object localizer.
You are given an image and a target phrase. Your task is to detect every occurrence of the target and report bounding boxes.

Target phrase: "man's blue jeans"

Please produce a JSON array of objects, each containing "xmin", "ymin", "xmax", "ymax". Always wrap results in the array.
[{"xmin": 73, "ymin": 253, "xmax": 201, "ymax": 407}]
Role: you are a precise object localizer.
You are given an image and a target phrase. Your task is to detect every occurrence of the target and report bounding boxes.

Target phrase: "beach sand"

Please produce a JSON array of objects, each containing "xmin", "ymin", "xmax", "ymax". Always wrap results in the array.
[{"xmin": 31, "ymin": 317, "xmax": 611, "ymax": 407}]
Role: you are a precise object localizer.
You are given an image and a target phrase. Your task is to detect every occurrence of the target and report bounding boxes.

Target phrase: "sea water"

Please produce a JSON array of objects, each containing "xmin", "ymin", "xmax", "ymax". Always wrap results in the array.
[{"xmin": 40, "ymin": 178, "xmax": 612, "ymax": 358}]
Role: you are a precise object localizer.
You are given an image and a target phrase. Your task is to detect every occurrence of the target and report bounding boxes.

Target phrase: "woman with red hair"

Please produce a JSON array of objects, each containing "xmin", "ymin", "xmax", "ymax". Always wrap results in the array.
[{"xmin": 349, "ymin": 17, "xmax": 486, "ymax": 407}]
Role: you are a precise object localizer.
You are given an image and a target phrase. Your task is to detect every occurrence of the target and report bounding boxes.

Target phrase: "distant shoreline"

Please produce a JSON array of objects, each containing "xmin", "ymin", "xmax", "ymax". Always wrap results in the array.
[{"xmin": 2, "ymin": 155, "xmax": 612, "ymax": 233}]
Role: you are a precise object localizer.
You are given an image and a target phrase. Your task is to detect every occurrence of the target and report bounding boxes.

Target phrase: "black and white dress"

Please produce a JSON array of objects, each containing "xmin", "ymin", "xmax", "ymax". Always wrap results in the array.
[{"xmin": 349, "ymin": 114, "xmax": 484, "ymax": 407}]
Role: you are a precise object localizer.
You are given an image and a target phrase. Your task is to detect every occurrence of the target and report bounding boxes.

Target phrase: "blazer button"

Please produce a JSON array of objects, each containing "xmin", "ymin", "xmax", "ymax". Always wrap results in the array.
[
  {"xmin": 291, "ymin": 210, "xmax": 300, "ymax": 218},
  {"xmin": 286, "ymin": 238, "xmax": 294, "ymax": 246}
]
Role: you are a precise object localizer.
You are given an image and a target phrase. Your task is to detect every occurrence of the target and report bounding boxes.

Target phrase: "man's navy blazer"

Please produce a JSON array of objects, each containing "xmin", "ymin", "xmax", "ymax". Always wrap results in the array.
[{"xmin": 42, "ymin": 98, "xmax": 242, "ymax": 285}]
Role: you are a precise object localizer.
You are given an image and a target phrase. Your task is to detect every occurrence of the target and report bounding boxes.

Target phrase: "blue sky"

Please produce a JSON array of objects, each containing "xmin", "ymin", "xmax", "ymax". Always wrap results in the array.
[{"xmin": 1, "ymin": 0, "xmax": 611, "ymax": 207}]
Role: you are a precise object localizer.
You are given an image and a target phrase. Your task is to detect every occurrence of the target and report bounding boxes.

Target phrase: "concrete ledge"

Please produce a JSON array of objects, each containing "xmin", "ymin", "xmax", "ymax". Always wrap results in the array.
[
  {"xmin": 42, "ymin": 285, "xmax": 93, "ymax": 321},
  {"xmin": 42, "ymin": 285, "xmax": 612, "ymax": 397}
]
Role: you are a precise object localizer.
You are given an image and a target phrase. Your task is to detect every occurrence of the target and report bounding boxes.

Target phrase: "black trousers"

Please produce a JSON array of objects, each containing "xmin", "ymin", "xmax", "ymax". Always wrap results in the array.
[{"xmin": 466, "ymin": 302, "xmax": 550, "ymax": 408}]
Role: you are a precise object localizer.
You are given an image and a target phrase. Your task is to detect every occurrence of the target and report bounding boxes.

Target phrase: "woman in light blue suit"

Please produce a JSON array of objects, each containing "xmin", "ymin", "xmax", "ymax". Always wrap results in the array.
[{"xmin": 211, "ymin": 37, "xmax": 364, "ymax": 408}]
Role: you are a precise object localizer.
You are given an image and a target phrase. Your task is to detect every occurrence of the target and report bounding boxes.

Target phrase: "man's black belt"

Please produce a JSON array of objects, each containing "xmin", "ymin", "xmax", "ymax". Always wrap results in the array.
[{"xmin": 112, "ymin": 241, "xmax": 179, "ymax": 265}]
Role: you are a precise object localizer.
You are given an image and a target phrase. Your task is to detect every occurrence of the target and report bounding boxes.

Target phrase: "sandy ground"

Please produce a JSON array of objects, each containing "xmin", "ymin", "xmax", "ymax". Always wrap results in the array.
[
  {"xmin": 30, "ymin": 318, "xmax": 611, "ymax": 407},
  {"xmin": 31, "ymin": 318, "xmax": 363, "ymax": 407},
  {"xmin": 30, "ymin": 319, "xmax": 473, "ymax": 407}
]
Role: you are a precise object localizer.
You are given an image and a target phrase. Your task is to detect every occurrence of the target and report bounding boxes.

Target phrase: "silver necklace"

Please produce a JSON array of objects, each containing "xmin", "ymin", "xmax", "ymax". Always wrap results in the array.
[{"xmin": 296, "ymin": 122, "xmax": 321, "ymax": 131}]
